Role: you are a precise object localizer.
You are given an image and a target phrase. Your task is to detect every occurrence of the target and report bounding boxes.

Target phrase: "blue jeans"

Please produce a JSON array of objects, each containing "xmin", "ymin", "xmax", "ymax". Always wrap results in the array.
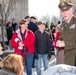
[
  {"xmin": 32, "ymin": 54, "xmax": 35, "ymax": 68},
  {"xmin": 25, "ymin": 51, "xmax": 34, "ymax": 75},
  {"xmin": 36, "ymin": 54, "xmax": 48, "ymax": 75}
]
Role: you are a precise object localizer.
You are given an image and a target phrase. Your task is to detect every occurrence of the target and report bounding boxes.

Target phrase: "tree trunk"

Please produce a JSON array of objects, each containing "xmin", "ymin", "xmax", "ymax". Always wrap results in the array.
[{"xmin": 1, "ymin": 13, "xmax": 6, "ymax": 51}]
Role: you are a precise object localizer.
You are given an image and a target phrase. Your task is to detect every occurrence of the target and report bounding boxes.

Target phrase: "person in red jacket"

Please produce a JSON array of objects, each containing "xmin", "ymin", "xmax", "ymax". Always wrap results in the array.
[
  {"xmin": 11, "ymin": 19, "xmax": 35, "ymax": 75},
  {"xmin": 54, "ymin": 26, "xmax": 65, "ymax": 64}
]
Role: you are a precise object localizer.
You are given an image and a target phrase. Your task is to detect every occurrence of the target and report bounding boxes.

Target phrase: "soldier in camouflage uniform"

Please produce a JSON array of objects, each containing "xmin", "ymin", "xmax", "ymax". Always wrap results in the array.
[{"xmin": 58, "ymin": 1, "xmax": 76, "ymax": 66}]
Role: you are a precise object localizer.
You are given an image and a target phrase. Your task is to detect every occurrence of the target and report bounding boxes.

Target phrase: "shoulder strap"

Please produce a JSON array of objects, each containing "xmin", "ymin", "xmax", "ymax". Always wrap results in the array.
[
  {"xmin": 16, "ymin": 29, "xmax": 22, "ymax": 40},
  {"xmin": 25, "ymin": 29, "xmax": 28, "ymax": 39}
]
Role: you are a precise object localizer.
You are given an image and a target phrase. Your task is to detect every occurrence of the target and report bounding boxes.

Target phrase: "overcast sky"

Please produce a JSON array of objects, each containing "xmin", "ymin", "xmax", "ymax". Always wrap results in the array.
[{"xmin": 28, "ymin": 0, "xmax": 60, "ymax": 19}]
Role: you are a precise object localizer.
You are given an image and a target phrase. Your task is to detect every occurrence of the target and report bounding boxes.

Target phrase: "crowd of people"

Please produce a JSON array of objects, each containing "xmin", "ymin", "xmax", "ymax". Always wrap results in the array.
[{"xmin": 0, "ymin": 1, "xmax": 76, "ymax": 75}]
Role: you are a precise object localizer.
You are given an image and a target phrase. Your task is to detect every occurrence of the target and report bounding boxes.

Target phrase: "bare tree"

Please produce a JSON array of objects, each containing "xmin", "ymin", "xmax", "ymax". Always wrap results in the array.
[
  {"xmin": 40, "ymin": 15, "xmax": 50, "ymax": 23},
  {"xmin": 40, "ymin": 15, "xmax": 51, "ymax": 28},
  {"xmin": 40, "ymin": 15, "xmax": 60, "ymax": 28},
  {"xmin": 0, "ymin": 0, "xmax": 16, "ymax": 50},
  {"xmin": 51, "ymin": 15, "xmax": 60, "ymax": 25}
]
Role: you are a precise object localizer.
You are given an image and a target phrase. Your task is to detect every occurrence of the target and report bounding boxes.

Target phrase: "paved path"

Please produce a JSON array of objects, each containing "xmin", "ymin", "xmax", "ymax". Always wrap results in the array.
[
  {"xmin": 24, "ymin": 55, "xmax": 56, "ymax": 75},
  {"xmin": 3, "ymin": 47, "xmax": 56, "ymax": 75}
]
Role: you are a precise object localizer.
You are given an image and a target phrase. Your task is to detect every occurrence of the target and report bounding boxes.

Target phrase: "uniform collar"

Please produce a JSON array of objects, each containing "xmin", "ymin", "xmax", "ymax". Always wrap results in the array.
[{"xmin": 66, "ymin": 15, "xmax": 74, "ymax": 24}]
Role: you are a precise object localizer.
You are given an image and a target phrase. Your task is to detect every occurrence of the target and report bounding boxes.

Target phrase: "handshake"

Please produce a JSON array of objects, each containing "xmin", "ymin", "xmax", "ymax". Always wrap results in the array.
[{"xmin": 15, "ymin": 38, "xmax": 24, "ymax": 50}]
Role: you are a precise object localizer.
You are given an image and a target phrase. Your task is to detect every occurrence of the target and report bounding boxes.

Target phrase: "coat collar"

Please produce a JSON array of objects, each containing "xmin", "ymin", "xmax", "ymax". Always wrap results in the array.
[
  {"xmin": 63, "ymin": 16, "xmax": 76, "ymax": 30},
  {"xmin": 0, "ymin": 68, "xmax": 16, "ymax": 75}
]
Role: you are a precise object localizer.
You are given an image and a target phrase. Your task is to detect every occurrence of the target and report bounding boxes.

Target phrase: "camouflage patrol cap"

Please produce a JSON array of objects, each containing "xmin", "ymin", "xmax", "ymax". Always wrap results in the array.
[{"xmin": 58, "ymin": 1, "xmax": 73, "ymax": 11}]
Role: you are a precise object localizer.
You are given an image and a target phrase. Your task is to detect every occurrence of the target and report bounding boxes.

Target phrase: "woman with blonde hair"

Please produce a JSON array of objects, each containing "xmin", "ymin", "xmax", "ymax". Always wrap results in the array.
[{"xmin": 0, "ymin": 54, "xmax": 24, "ymax": 75}]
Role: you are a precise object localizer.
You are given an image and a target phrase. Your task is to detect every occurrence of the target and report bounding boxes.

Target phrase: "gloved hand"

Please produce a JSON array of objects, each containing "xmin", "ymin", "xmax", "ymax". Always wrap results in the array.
[
  {"xmin": 34, "ymin": 52, "xmax": 39, "ymax": 60},
  {"xmin": 47, "ymin": 54, "xmax": 51, "ymax": 60}
]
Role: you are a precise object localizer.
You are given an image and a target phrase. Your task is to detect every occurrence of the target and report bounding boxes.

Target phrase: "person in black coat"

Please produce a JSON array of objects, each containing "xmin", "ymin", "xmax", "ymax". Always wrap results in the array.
[
  {"xmin": 12, "ymin": 18, "xmax": 17, "ymax": 32},
  {"xmin": 27, "ymin": 16, "xmax": 38, "ymax": 68},
  {"xmin": 35, "ymin": 21, "xmax": 52, "ymax": 75},
  {"xmin": 28, "ymin": 16, "xmax": 38, "ymax": 33},
  {"xmin": 6, "ymin": 22, "xmax": 14, "ymax": 48}
]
